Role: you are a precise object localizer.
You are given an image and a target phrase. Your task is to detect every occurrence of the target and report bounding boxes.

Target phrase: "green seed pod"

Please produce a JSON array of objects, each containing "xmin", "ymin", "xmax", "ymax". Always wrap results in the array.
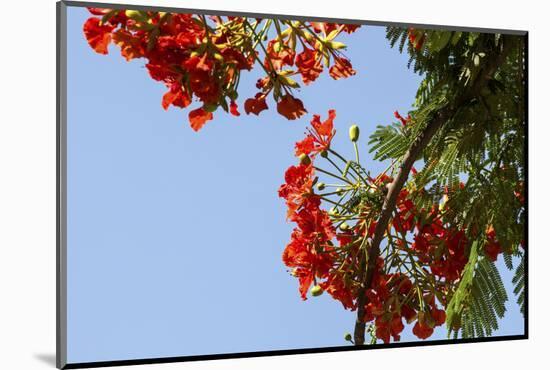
[
  {"xmin": 328, "ymin": 41, "xmax": 347, "ymax": 50},
  {"xmin": 340, "ymin": 222, "xmax": 350, "ymax": 231},
  {"xmin": 317, "ymin": 182, "xmax": 326, "ymax": 191},
  {"xmin": 299, "ymin": 153, "xmax": 311, "ymax": 165},
  {"xmin": 320, "ymin": 150, "xmax": 328, "ymax": 158},
  {"xmin": 349, "ymin": 124, "xmax": 360, "ymax": 142},
  {"xmin": 310, "ymin": 285, "xmax": 324, "ymax": 297},
  {"xmin": 344, "ymin": 333, "xmax": 353, "ymax": 342}
]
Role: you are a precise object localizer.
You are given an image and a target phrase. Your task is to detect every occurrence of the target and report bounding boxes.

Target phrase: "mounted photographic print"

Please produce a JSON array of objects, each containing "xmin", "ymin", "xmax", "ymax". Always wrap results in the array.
[{"xmin": 56, "ymin": 1, "xmax": 528, "ymax": 368}]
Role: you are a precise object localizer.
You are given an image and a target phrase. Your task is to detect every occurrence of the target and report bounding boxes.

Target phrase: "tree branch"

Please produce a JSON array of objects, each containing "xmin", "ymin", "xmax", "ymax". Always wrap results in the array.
[{"xmin": 353, "ymin": 36, "xmax": 514, "ymax": 345}]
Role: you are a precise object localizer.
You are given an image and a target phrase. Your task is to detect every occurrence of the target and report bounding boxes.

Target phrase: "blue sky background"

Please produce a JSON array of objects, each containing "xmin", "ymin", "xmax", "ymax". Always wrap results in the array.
[{"xmin": 66, "ymin": 6, "xmax": 524, "ymax": 363}]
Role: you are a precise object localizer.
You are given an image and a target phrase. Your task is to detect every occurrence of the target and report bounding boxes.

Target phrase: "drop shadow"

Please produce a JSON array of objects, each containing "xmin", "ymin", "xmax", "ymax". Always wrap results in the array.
[{"xmin": 34, "ymin": 353, "xmax": 57, "ymax": 367}]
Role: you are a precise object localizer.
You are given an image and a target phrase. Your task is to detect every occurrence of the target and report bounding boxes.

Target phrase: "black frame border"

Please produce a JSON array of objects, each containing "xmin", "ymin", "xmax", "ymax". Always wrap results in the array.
[{"xmin": 56, "ymin": 1, "xmax": 529, "ymax": 368}]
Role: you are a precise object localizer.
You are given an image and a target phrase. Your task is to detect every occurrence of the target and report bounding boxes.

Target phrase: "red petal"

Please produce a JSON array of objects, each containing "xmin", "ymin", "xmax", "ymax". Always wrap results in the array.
[
  {"xmin": 188, "ymin": 108, "xmax": 213, "ymax": 131},
  {"xmin": 277, "ymin": 95, "xmax": 307, "ymax": 120},
  {"xmin": 230, "ymin": 101, "xmax": 241, "ymax": 116},
  {"xmin": 83, "ymin": 17, "xmax": 114, "ymax": 55},
  {"xmin": 87, "ymin": 7, "xmax": 112, "ymax": 15},
  {"xmin": 244, "ymin": 93, "xmax": 268, "ymax": 116}
]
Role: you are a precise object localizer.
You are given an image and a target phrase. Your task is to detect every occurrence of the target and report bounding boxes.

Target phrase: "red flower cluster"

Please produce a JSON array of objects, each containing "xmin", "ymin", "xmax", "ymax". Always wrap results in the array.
[
  {"xmin": 83, "ymin": 9, "xmax": 359, "ymax": 130},
  {"xmin": 363, "ymin": 268, "xmax": 413, "ymax": 343},
  {"xmin": 260, "ymin": 24, "xmax": 358, "ymax": 87},
  {"xmin": 83, "ymin": 9, "xmax": 253, "ymax": 131},
  {"xmin": 279, "ymin": 112, "xmax": 449, "ymax": 343},
  {"xmin": 411, "ymin": 210, "xmax": 469, "ymax": 282},
  {"xmin": 278, "ymin": 163, "xmax": 315, "ymax": 218},
  {"xmin": 247, "ymin": 23, "xmax": 359, "ymax": 120},
  {"xmin": 279, "ymin": 165, "xmax": 337, "ymax": 299}
]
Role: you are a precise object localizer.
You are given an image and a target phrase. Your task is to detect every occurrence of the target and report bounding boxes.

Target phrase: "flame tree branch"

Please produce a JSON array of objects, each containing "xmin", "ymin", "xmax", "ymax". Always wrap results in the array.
[{"xmin": 353, "ymin": 36, "xmax": 514, "ymax": 345}]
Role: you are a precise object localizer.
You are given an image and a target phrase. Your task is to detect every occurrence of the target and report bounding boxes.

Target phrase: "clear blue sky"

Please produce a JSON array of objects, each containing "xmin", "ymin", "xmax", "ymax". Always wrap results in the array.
[{"xmin": 66, "ymin": 6, "xmax": 523, "ymax": 363}]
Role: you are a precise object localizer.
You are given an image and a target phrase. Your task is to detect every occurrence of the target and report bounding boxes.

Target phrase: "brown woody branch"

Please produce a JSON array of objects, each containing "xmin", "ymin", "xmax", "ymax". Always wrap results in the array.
[{"xmin": 353, "ymin": 37, "xmax": 514, "ymax": 345}]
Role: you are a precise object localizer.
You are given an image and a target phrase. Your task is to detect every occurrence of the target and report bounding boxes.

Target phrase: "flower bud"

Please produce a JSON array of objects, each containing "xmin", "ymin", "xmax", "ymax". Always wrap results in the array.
[
  {"xmin": 310, "ymin": 285, "xmax": 324, "ymax": 297},
  {"xmin": 340, "ymin": 222, "xmax": 350, "ymax": 231},
  {"xmin": 329, "ymin": 207, "xmax": 338, "ymax": 216},
  {"xmin": 344, "ymin": 333, "xmax": 353, "ymax": 342},
  {"xmin": 328, "ymin": 41, "xmax": 347, "ymax": 50},
  {"xmin": 349, "ymin": 124, "xmax": 360, "ymax": 142},
  {"xmin": 317, "ymin": 182, "xmax": 326, "ymax": 191},
  {"xmin": 299, "ymin": 153, "xmax": 311, "ymax": 165},
  {"xmin": 320, "ymin": 150, "xmax": 328, "ymax": 158},
  {"xmin": 336, "ymin": 187, "xmax": 345, "ymax": 195}
]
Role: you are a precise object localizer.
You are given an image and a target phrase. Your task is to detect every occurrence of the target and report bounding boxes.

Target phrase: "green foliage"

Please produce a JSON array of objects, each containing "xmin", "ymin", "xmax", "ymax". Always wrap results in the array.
[
  {"xmin": 368, "ymin": 123, "xmax": 410, "ymax": 161},
  {"xmin": 446, "ymin": 243, "xmax": 508, "ymax": 339},
  {"xmin": 380, "ymin": 27, "xmax": 526, "ymax": 338},
  {"xmin": 512, "ymin": 255, "xmax": 525, "ymax": 315}
]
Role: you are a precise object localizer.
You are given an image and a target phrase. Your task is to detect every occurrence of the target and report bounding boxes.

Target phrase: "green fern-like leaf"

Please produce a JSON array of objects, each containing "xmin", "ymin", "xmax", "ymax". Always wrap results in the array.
[
  {"xmin": 368, "ymin": 123, "xmax": 410, "ymax": 161},
  {"xmin": 512, "ymin": 255, "xmax": 525, "ymax": 315},
  {"xmin": 446, "ymin": 243, "xmax": 508, "ymax": 338}
]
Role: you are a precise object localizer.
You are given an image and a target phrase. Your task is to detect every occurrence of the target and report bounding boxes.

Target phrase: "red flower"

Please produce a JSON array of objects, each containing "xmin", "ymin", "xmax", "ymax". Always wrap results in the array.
[
  {"xmin": 244, "ymin": 93, "xmax": 268, "ymax": 116},
  {"xmin": 162, "ymin": 82, "xmax": 191, "ymax": 110},
  {"xmin": 296, "ymin": 48, "xmax": 323, "ymax": 85},
  {"xmin": 112, "ymin": 29, "xmax": 146, "ymax": 61},
  {"xmin": 265, "ymin": 40, "xmax": 296, "ymax": 71},
  {"xmin": 295, "ymin": 136, "xmax": 315, "ymax": 157},
  {"xmin": 278, "ymin": 163, "xmax": 315, "ymax": 217},
  {"xmin": 295, "ymin": 110, "xmax": 336, "ymax": 156},
  {"xmin": 376, "ymin": 314, "xmax": 405, "ymax": 343},
  {"xmin": 412, "ymin": 320, "xmax": 434, "ymax": 340},
  {"xmin": 282, "ymin": 197, "xmax": 336, "ymax": 300},
  {"xmin": 188, "ymin": 108, "xmax": 213, "ymax": 131},
  {"xmin": 292, "ymin": 197, "xmax": 335, "ymax": 239},
  {"xmin": 394, "ymin": 110, "xmax": 411, "ymax": 126},
  {"xmin": 146, "ymin": 63, "xmax": 180, "ymax": 82},
  {"xmin": 432, "ymin": 307, "xmax": 446, "ymax": 326},
  {"xmin": 321, "ymin": 274, "xmax": 355, "ymax": 309},
  {"xmin": 329, "ymin": 57, "xmax": 356, "ymax": 80},
  {"xmin": 83, "ymin": 17, "xmax": 115, "ymax": 54},
  {"xmin": 277, "ymin": 95, "xmax": 307, "ymax": 120}
]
